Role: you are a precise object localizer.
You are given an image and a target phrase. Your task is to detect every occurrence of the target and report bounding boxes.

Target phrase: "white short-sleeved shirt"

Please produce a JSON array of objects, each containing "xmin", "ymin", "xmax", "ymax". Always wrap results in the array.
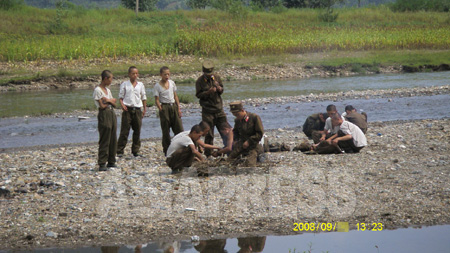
[
  {"xmin": 340, "ymin": 121, "xmax": 367, "ymax": 147},
  {"xmin": 93, "ymin": 86, "xmax": 113, "ymax": 109},
  {"xmin": 154, "ymin": 80, "xmax": 177, "ymax": 104},
  {"xmin": 166, "ymin": 131, "xmax": 194, "ymax": 158},
  {"xmin": 119, "ymin": 80, "xmax": 147, "ymax": 108},
  {"xmin": 324, "ymin": 115, "xmax": 345, "ymax": 134}
]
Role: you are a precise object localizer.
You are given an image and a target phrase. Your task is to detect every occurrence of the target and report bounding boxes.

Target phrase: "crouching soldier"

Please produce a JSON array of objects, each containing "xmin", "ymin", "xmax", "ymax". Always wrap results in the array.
[
  {"xmin": 302, "ymin": 112, "xmax": 327, "ymax": 138},
  {"xmin": 331, "ymin": 113, "xmax": 367, "ymax": 153},
  {"xmin": 228, "ymin": 102, "xmax": 264, "ymax": 167},
  {"xmin": 166, "ymin": 125, "xmax": 205, "ymax": 174},
  {"xmin": 342, "ymin": 105, "xmax": 368, "ymax": 134}
]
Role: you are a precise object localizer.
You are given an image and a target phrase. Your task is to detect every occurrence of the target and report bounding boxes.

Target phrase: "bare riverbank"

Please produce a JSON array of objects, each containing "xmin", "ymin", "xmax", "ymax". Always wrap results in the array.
[
  {"xmin": 2, "ymin": 53, "xmax": 449, "ymax": 92},
  {"xmin": 1, "ymin": 118, "xmax": 449, "ymax": 251}
]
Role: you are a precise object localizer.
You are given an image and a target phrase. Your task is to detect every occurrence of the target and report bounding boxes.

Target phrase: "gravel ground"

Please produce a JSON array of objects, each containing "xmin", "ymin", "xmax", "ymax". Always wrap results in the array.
[{"xmin": 1, "ymin": 117, "xmax": 449, "ymax": 251}]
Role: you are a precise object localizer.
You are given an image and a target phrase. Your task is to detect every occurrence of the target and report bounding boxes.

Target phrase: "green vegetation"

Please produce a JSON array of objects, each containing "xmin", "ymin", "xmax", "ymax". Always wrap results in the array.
[{"xmin": 0, "ymin": 5, "xmax": 449, "ymax": 62}]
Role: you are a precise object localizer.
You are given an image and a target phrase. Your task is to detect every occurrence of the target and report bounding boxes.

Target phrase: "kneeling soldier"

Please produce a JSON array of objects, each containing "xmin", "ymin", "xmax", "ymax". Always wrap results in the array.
[
  {"xmin": 166, "ymin": 125, "xmax": 205, "ymax": 174},
  {"xmin": 228, "ymin": 102, "xmax": 264, "ymax": 167}
]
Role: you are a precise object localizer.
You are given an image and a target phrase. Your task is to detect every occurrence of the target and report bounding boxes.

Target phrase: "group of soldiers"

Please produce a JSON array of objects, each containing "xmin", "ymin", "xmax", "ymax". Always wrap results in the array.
[
  {"xmin": 94, "ymin": 61, "xmax": 369, "ymax": 173},
  {"xmin": 93, "ymin": 62, "xmax": 265, "ymax": 173},
  {"xmin": 164, "ymin": 61, "xmax": 265, "ymax": 173}
]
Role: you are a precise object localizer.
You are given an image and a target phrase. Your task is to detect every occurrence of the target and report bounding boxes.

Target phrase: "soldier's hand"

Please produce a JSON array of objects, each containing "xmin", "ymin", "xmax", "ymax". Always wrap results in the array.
[
  {"xmin": 209, "ymin": 87, "xmax": 217, "ymax": 93},
  {"xmin": 243, "ymin": 141, "xmax": 249, "ymax": 149},
  {"xmin": 216, "ymin": 85, "xmax": 223, "ymax": 93},
  {"xmin": 122, "ymin": 104, "xmax": 128, "ymax": 111},
  {"xmin": 332, "ymin": 139, "xmax": 339, "ymax": 145},
  {"xmin": 319, "ymin": 136, "xmax": 325, "ymax": 141}
]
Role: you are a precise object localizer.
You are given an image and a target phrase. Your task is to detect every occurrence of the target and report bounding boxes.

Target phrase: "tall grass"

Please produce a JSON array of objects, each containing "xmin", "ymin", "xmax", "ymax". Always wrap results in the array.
[{"xmin": 0, "ymin": 6, "xmax": 449, "ymax": 61}]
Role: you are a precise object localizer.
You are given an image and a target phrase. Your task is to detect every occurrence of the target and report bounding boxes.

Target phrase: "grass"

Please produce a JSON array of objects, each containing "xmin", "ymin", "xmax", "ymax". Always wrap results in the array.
[{"xmin": 0, "ymin": 6, "xmax": 449, "ymax": 62}]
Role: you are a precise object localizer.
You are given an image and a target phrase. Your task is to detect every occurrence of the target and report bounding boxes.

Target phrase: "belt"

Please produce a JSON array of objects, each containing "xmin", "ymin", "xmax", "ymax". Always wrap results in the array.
[
  {"xmin": 161, "ymin": 103, "xmax": 175, "ymax": 106},
  {"xmin": 100, "ymin": 105, "xmax": 113, "ymax": 110},
  {"xmin": 126, "ymin": 106, "xmax": 141, "ymax": 110}
]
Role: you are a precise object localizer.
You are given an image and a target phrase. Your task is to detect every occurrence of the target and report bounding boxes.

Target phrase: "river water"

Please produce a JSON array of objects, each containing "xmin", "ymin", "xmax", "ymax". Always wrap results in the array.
[
  {"xmin": 0, "ymin": 72, "xmax": 449, "ymax": 149},
  {"xmin": 9, "ymin": 225, "xmax": 450, "ymax": 253}
]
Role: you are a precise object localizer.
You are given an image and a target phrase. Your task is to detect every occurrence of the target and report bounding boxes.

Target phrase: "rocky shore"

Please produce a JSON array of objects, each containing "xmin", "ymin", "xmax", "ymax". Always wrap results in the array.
[
  {"xmin": 1, "ymin": 118, "xmax": 449, "ymax": 251},
  {"xmin": 2, "ymin": 54, "xmax": 448, "ymax": 92}
]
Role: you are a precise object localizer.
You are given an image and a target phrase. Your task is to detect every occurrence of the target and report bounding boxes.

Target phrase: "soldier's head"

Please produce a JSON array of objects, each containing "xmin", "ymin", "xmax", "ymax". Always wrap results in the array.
[
  {"xmin": 199, "ymin": 121, "xmax": 211, "ymax": 137},
  {"xmin": 230, "ymin": 101, "xmax": 246, "ymax": 120},
  {"xmin": 332, "ymin": 113, "xmax": 343, "ymax": 127},
  {"xmin": 345, "ymin": 105, "xmax": 356, "ymax": 115},
  {"xmin": 202, "ymin": 60, "xmax": 214, "ymax": 77},
  {"xmin": 189, "ymin": 125, "xmax": 203, "ymax": 142},
  {"xmin": 128, "ymin": 66, "xmax": 139, "ymax": 82},
  {"xmin": 326, "ymin": 104, "xmax": 337, "ymax": 118},
  {"xmin": 160, "ymin": 66, "xmax": 170, "ymax": 81},
  {"xmin": 101, "ymin": 70, "xmax": 113, "ymax": 86}
]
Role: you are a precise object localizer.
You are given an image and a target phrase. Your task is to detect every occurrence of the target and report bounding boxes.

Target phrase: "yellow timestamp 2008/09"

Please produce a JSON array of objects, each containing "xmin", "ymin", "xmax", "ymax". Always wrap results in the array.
[{"xmin": 356, "ymin": 223, "xmax": 383, "ymax": 231}]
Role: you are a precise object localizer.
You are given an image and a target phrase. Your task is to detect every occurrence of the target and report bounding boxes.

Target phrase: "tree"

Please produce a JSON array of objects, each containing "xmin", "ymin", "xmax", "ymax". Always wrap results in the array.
[
  {"xmin": 186, "ymin": 0, "xmax": 211, "ymax": 9},
  {"xmin": 121, "ymin": 0, "xmax": 157, "ymax": 11}
]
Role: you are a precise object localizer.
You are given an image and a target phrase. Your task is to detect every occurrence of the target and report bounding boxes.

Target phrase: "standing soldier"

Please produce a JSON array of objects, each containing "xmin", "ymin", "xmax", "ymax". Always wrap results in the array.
[
  {"xmin": 229, "ymin": 102, "xmax": 264, "ymax": 167},
  {"xmin": 93, "ymin": 70, "xmax": 117, "ymax": 171},
  {"xmin": 117, "ymin": 66, "xmax": 147, "ymax": 157},
  {"xmin": 154, "ymin": 66, "xmax": 184, "ymax": 155},
  {"xmin": 195, "ymin": 61, "xmax": 228, "ymax": 157}
]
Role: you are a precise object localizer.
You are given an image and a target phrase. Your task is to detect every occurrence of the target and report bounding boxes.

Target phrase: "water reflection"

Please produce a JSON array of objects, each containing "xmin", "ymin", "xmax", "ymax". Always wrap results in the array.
[{"xmin": 194, "ymin": 239, "xmax": 227, "ymax": 253}]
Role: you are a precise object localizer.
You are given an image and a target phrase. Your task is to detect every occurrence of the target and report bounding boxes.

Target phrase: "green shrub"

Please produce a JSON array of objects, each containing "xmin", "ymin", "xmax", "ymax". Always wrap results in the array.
[
  {"xmin": 0, "ymin": 0, "xmax": 23, "ymax": 10},
  {"xmin": 390, "ymin": 0, "xmax": 449, "ymax": 12}
]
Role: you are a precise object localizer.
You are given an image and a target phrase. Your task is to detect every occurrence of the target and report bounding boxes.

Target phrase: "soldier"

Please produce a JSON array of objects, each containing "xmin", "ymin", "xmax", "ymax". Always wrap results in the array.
[
  {"xmin": 117, "ymin": 66, "xmax": 147, "ymax": 157},
  {"xmin": 331, "ymin": 113, "xmax": 367, "ymax": 153},
  {"xmin": 195, "ymin": 61, "xmax": 228, "ymax": 156},
  {"xmin": 302, "ymin": 112, "xmax": 328, "ymax": 138},
  {"xmin": 343, "ymin": 105, "xmax": 368, "ymax": 134},
  {"xmin": 166, "ymin": 125, "xmax": 205, "ymax": 174},
  {"xmin": 93, "ymin": 70, "xmax": 117, "ymax": 171},
  {"xmin": 154, "ymin": 66, "xmax": 184, "ymax": 155},
  {"xmin": 228, "ymin": 102, "xmax": 264, "ymax": 167},
  {"xmin": 311, "ymin": 104, "xmax": 344, "ymax": 144}
]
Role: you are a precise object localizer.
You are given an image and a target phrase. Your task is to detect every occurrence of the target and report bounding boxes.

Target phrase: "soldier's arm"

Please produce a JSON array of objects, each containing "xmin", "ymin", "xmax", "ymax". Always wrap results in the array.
[
  {"xmin": 215, "ymin": 75, "xmax": 224, "ymax": 95},
  {"xmin": 189, "ymin": 144, "xmax": 204, "ymax": 161},
  {"xmin": 233, "ymin": 119, "xmax": 240, "ymax": 143},
  {"xmin": 195, "ymin": 79, "xmax": 212, "ymax": 99},
  {"xmin": 247, "ymin": 115, "xmax": 264, "ymax": 147}
]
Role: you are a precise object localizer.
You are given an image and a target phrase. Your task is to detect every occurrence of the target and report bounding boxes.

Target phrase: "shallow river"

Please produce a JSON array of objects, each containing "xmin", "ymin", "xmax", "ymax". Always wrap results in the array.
[
  {"xmin": 10, "ymin": 225, "xmax": 450, "ymax": 253},
  {"xmin": 0, "ymin": 71, "xmax": 448, "ymax": 118}
]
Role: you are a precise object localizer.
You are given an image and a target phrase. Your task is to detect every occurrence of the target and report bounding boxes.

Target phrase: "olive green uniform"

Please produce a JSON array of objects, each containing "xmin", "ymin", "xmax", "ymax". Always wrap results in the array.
[
  {"xmin": 196, "ymin": 73, "xmax": 228, "ymax": 156},
  {"xmin": 97, "ymin": 106, "xmax": 117, "ymax": 165},
  {"xmin": 345, "ymin": 112, "xmax": 368, "ymax": 134},
  {"xmin": 159, "ymin": 103, "xmax": 183, "ymax": 155},
  {"xmin": 303, "ymin": 112, "xmax": 327, "ymax": 138},
  {"xmin": 229, "ymin": 112, "xmax": 264, "ymax": 166},
  {"xmin": 117, "ymin": 107, "xmax": 142, "ymax": 155}
]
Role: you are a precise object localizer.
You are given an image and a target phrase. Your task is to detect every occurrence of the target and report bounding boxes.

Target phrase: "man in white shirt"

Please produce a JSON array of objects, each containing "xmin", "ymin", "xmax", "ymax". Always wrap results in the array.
[
  {"xmin": 117, "ymin": 66, "xmax": 147, "ymax": 157},
  {"xmin": 331, "ymin": 113, "xmax": 367, "ymax": 153},
  {"xmin": 166, "ymin": 125, "xmax": 205, "ymax": 174},
  {"xmin": 312, "ymin": 104, "xmax": 344, "ymax": 144}
]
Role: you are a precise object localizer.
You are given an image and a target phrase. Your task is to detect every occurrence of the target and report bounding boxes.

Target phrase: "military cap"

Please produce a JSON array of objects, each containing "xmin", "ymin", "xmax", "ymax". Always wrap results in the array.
[
  {"xmin": 230, "ymin": 101, "xmax": 243, "ymax": 113},
  {"xmin": 202, "ymin": 60, "xmax": 214, "ymax": 73}
]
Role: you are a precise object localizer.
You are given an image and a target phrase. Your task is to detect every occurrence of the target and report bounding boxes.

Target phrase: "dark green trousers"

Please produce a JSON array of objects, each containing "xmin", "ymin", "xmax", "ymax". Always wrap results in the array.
[
  {"xmin": 202, "ymin": 110, "xmax": 228, "ymax": 156},
  {"xmin": 97, "ymin": 107, "xmax": 117, "ymax": 165},
  {"xmin": 159, "ymin": 103, "xmax": 184, "ymax": 155},
  {"xmin": 117, "ymin": 107, "xmax": 142, "ymax": 155},
  {"xmin": 166, "ymin": 146, "xmax": 194, "ymax": 173},
  {"xmin": 228, "ymin": 141, "xmax": 262, "ymax": 167}
]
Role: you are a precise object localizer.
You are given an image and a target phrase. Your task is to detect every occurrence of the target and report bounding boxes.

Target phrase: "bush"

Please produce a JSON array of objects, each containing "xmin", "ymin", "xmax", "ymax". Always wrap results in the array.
[
  {"xmin": 0, "ymin": 0, "xmax": 23, "ymax": 10},
  {"xmin": 318, "ymin": 7, "xmax": 338, "ymax": 22},
  {"xmin": 390, "ymin": 0, "xmax": 449, "ymax": 12}
]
